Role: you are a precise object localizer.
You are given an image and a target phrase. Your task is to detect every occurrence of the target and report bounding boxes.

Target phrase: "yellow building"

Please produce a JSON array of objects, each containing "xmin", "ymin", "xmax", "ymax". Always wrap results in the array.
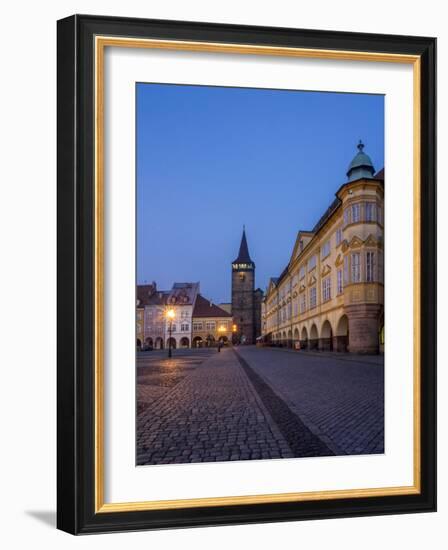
[
  {"xmin": 262, "ymin": 142, "xmax": 384, "ymax": 354},
  {"xmin": 192, "ymin": 294, "xmax": 233, "ymax": 347}
]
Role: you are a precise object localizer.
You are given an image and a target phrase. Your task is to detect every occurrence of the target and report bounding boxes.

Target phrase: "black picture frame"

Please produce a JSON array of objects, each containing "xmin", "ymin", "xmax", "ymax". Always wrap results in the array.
[{"xmin": 57, "ymin": 14, "xmax": 436, "ymax": 534}]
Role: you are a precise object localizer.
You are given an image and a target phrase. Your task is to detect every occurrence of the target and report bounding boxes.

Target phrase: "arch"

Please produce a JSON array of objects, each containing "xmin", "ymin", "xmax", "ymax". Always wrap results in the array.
[
  {"xmin": 155, "ymin": 337, "xmax": 164, "ymax": 350},
  {"xmin": 167, "ymin": 337, "xmax": 176, "ymax": 349},
  {"xmin": 145, "ymin": 337, "xmax": 153, "ymax": 349},
  {"xmin": 300, "ymin": 326, "xmax": 308, "ymax": 350},
  {"xmin": 287, "ymin": 329, "xmax": 292, "ymax": 348},
  {"xmin": 335, "ymin": 314, "xmax": 349, "ymax": 352},
  {"xmin": 180, "ymin": 337, "xmax": 190, "ymax": 348},
  {"xmin": 320, "ymin": 320, "xmax": 333, "ymax": 351},
  {"xmin": 206, "ymin": 334, "xmax": 215, "ymax": 347},
  {"xmin": 136, "ymin": 338, "xmax": 142, "ymax": 350},
  {"xmin": 309, "ymin": 323, "xmax": 319, "ymax": 350},
  {"xmin": 218, "ymin": 335, "xmax": 228, "ymax": 343},
  {"xmin": 294, "ymin": 328, "xmax": 299, "ymax": 340},
  {"xmin": 192, "ymin": 336, "xmax": 203, "ymax": 348}
]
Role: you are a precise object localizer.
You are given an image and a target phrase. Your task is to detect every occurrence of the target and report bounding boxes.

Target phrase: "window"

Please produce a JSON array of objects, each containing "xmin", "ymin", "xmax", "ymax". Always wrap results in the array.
[
  {"xmin": 365, "ymin": 202, "xmax": 376, "ymax": 222},
  {"xmin": 205, "ymin": 322, "xmax": 216, "ymax": 331},
  {"xmin": 181, "ymin": 323, "xmax": 189, "ymax": 332},
  {"xmin": 299, "ymin": 266, "xmax": 305, "ymax": 279},
  {"xmin": 378, "ymin": 206, "xmax": 383, "ymax": 225},
  {"xmin": 309, "ymin": 287, "xmax": 317, "ymax": 309},
  {"xmin": 170, "ymin": 324, "xmax": 177, "ymax": 333},
  {"xmin": 321, "ymin": 240, "xmax": 331, "ymax": 259},
  {"xmin": 337, "ymin": 269, "xmax": 343, "ymax": 294},
  {"xmin": 378, "ymin": 251, "xmax": 384, "ymax": 283},
  {"xmin": 351, "ymin": 203, "xmax": 360, "ymax": 223},
  {"xmin": 366, "ymin": 251, "xmax": 375, "ymax": 282},
  {"xmin": 322, "ymin": 277, "xmax": 331, "ymax": 302},
  {"xmin": 351, "ymin": 253, "xmax": 361, "ymax": 282},
  {"xmin": 344, "ymin": 256, "xmax": 349, "ymax": 285},
  {"xmin": 308, "ymin": 255, "xmax": 317, "ymax": 271},
  {"xmin": 336, "ymin": 227, "xmax": 343, "ymax": 246},
  {"xmin": 300, "ymin": 293, "xmax": 306, "ymax": 314},
  {"xmin": 343, "ymin": 208, "xmax": 350, "ymax": 226},
  {"xmin": 239, "ymin": 273, "xmax": 246, "ymax": 282},
  {"xmin": 293, "ymin": 299, "xmax": 298, "ymax": 317},
  {"xmin": 193, "ymin": 322, "xmax": 203, "ymax": 331}
]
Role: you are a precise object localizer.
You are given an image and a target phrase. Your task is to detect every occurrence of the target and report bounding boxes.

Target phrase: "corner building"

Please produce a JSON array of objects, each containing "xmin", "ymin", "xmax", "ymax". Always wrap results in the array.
[{"xmin": 262, "ymin": 142, "xmax": 384, "ymax": 354}]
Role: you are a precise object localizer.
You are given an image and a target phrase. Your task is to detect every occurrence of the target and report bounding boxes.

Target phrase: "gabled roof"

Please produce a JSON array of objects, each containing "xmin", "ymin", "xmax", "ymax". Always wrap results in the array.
[
  {"xmin": 233, "ymin": 228, "xmax": 253, "ymax": 264},
  {"xmin": 193, "ymin": 294, "xmax": 232, "ymax": 318}
]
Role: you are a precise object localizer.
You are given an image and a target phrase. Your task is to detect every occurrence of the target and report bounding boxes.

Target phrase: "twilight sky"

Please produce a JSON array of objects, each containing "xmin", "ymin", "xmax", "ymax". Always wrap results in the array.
[{"xmin": 136, "ymin": 83, "xmax": 384, "ymax": 304}]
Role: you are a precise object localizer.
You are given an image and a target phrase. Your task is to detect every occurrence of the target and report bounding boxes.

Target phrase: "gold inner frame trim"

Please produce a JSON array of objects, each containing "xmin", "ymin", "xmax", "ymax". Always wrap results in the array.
[{"xmin": 94, "ymin": 35, "xmax": 421, "ymax": 514}]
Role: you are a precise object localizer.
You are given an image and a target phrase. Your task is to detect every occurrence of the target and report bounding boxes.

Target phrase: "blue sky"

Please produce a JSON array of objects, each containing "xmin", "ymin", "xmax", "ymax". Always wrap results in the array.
[{"xmin": 136, "ymin": 83, "xmax": 384, "ymax": 303}]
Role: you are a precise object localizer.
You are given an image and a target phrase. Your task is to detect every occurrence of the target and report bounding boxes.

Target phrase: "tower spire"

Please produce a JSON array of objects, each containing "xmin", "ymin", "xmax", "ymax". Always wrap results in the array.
[{"xmin": 233, "ymin": 227, "xmax": 253, "ymax": 264}]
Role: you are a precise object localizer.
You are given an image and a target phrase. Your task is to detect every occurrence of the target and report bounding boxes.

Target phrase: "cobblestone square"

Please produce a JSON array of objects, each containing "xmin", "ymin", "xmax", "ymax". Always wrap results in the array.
[{"xmin": 136, "ymin": 346, "xmax": 384, "ymax": 465}]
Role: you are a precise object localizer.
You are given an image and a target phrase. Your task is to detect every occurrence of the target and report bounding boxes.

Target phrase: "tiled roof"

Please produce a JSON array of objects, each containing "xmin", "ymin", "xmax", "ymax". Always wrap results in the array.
[{"xmin": 193, "ymin": 294, "xmax": 232, "ymax": 318}]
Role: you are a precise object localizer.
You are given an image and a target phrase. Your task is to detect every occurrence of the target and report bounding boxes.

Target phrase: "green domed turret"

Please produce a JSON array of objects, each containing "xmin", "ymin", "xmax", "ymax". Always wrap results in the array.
[{"xmin": 347, "ymin": 140, "xmax": 375, "ymax": 182}]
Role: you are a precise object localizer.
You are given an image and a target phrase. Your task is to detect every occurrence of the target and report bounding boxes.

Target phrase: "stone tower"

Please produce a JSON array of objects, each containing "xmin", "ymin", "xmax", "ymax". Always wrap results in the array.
[{"xmin": 231, "ymin": 228, "xmax": 255, "ymax": 344}]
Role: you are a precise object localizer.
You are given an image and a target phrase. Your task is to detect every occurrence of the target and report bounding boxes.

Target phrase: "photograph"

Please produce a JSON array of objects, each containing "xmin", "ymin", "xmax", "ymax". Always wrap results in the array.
[{"xmin": 135, "ymin": 83, "xmax": 385, "ymax": 466}]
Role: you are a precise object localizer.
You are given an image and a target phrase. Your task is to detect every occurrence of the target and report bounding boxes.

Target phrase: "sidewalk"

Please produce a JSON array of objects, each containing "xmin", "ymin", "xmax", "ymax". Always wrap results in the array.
[
  {"xmin": 260, "ymin": 345, "xmax": 384, "ymax": 365},
  {"xmin": 137, "ymin": 348, "xmax": 293, "ymax": 465}
]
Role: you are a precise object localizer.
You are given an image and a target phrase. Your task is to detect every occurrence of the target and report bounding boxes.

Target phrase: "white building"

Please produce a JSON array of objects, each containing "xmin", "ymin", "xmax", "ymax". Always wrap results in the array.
[{"xmin": 164, "ymin": 283, "xmax": 200, "ymax": 349}]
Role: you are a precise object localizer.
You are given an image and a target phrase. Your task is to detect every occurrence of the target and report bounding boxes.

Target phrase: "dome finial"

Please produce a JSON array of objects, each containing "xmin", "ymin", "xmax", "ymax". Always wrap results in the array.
[{"xmin": 346, "ymin": 140, "xmax": 375, "ymax": 182}]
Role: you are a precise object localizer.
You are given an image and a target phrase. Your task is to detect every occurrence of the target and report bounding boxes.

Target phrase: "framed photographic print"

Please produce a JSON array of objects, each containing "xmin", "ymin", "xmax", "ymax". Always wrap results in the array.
[{"xmin": 57, "ymin": 14, "xmax": 436, "ymax": 534}]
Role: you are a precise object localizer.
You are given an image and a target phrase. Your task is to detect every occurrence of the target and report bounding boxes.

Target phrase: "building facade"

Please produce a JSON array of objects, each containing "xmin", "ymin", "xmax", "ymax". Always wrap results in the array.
[
  {"xmin": 231, "ymin": 228, "xmax": 263, "ymax": 344},
  {"xmin": 136, "ymin": 282, "xmax": 199, "ymax": 350},
  {"xmin": 192, "ymin": 295, "xmax": 233, "ymax": 347},
  {"xmin": 262, "ymin": 142, "xmax": 384, "ymax": 354},
  {"xmin": 136, "ymin": 306, "xmax": 145, "ymax": 350},
  {"xmin": 164, "ymin": 283, "xmax": 200, "ymax": 349}
]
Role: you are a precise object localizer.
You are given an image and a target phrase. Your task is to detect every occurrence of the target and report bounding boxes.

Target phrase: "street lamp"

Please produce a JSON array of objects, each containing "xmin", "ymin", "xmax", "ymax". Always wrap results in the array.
[{"xmin": 166, "ymin": 308, "xmax": 175, "ymax": 358}]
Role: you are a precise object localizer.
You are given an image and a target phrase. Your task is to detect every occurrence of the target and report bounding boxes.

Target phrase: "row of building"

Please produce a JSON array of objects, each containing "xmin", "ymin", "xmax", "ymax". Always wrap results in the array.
[
  {"xmin": 261, "ymin": 141, "xmax": 384, "ymax": 354},
  {"xmin": 136, "ymin": 282, "xmax": 234, "ymax": 350},
  {"xmin": 137, "ymin": 142, "xmax": 384, "ymax": 354}
]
